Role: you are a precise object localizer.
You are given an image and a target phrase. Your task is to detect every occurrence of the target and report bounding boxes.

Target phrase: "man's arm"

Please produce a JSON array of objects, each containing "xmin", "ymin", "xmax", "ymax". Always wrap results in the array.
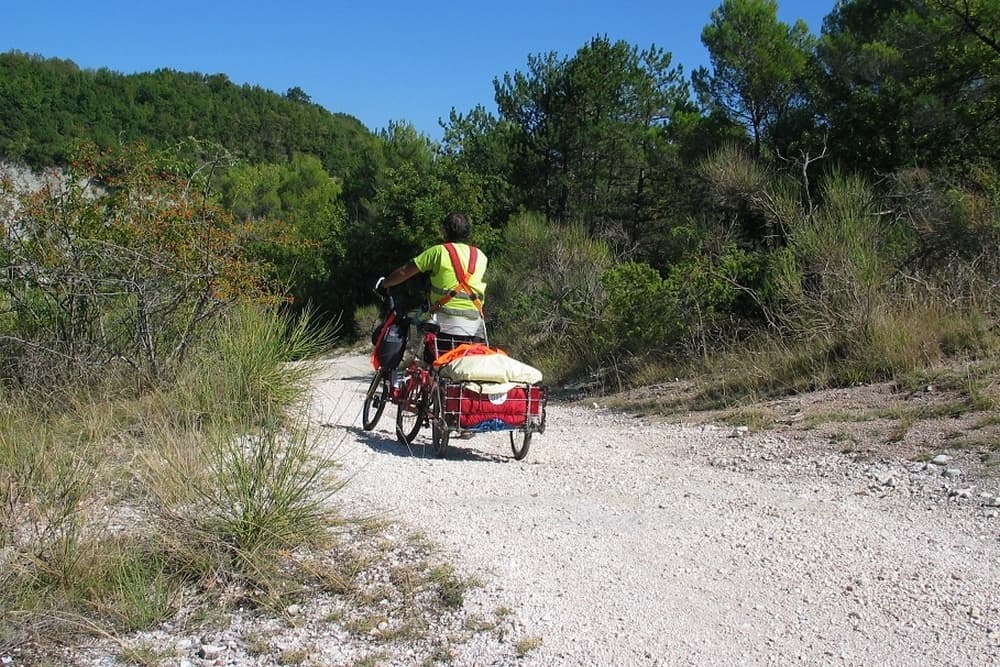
[{"xmin": 382, "ymin": 261, "xmax": 420, "ymax": 288}]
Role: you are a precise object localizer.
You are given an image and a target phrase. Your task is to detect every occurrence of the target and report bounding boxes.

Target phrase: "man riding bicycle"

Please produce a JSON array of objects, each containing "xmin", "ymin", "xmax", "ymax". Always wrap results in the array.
[{"xmin": 376, "ymin": 212, "xmax": 487, "ymax": 360}]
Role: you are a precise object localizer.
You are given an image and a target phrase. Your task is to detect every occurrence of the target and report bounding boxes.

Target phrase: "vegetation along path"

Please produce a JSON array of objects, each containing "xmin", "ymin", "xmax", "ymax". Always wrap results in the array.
[{"xmin": 310, "ymin": 354, "xmax": 999, "ymax": 666}]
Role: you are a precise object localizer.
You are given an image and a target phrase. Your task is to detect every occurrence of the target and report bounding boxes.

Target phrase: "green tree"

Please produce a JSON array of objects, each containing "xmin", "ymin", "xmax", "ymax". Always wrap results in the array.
[
  {"xmin": 817, "ymin": 0, "xmax": 1000, "ymax": 174},
  {"xmin": 492, "ymin": 37, "xmax": 689, "ymax": 251},
  {"xmin": 219, "ymin": 154, "xmax": 346, "ymax": 314},
  {"xmin": 693, "ymin": 0, "xmax": 814, "ymax": 157},
  {"xmin": 284, "ymin": 86, "xmax": 312, "ymax": 104},
  {"xmin": 440, "ymin": 105, "xmax": 520, "ymax": 230}
]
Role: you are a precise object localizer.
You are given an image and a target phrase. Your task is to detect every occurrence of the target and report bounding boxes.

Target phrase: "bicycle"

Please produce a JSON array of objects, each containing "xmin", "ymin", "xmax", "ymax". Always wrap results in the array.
[
  {"xmin": 393, "ymin": 343, "xmax": 436, "ymax": 447},
  {"xmin": 361, "ymin": 363, "xmax": 392, "ymax": 431},
  {"xmin": 364, "ymin": 289, "xmax": 546, "ymax": 460}
]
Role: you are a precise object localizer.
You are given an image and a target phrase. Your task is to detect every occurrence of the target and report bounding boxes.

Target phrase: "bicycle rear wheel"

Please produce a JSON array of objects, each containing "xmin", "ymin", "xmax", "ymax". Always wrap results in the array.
[
  {"xmin": 362, "ymin": 368, "xmax": 390, "ymax": 431},
  {"xmin": 396, "ymin": 378, "xmax": 427, "ymax": 445},
  {"xmin": 430, "ymin": 384, "xmax": 450, "ymax": 458}
]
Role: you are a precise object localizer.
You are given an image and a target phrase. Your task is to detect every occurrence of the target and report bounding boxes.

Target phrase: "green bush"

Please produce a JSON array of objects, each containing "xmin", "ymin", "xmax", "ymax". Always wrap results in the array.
[
  {"xmin": 0, "ymin": 140, "xmax": 289, "ymax": 390},
  {"xmin": 488, "ymin": 213, "xmax": 612, "ymax": 379},
  {"xmin": 596, "ymin": 261, "xmax": 682, "ymax": 356},
  {"xmin": 353, "ymin": 303, "xmax": 380, "ymax": 342}
]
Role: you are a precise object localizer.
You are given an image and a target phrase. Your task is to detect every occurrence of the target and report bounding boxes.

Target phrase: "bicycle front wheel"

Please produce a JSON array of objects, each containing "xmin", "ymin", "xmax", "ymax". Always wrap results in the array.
[
  {"xmin": 362, "ymin": 368, "xmax": 390, "ymax": 431},
  {"xmin": 396, "ymin": 378, "xmax": 427, "ymax": 445}
]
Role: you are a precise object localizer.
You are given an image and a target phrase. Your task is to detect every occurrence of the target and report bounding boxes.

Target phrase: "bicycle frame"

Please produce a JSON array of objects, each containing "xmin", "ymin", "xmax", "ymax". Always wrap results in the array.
[{"xmin": 398, "ymin": 357, "xmax": 433, "ymax": 410}]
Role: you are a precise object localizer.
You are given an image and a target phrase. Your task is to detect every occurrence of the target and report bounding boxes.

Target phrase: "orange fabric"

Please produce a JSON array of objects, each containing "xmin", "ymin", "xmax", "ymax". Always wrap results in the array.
[{"xmin": 432, "ymin": 342, "xmax": 507, "ymax": 368}]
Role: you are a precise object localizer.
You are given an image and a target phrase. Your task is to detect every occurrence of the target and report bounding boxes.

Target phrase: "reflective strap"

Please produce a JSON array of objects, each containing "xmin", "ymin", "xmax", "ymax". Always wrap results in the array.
[
  {"xmin": 466, "ymin": 245, "xmax": 478, "ymax": 275},
  {"xmin": 430, "ymin": 285, "xmax": 478, "ymax": 302}
]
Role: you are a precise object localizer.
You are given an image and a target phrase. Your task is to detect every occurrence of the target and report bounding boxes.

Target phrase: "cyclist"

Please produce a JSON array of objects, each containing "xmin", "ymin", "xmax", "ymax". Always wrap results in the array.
[{"xmin": 376, "ymin": 212, "xmax": 487, "ymax": 360}]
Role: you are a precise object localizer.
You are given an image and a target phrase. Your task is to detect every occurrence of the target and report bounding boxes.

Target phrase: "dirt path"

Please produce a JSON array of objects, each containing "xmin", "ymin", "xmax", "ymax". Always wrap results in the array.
[{"xmin": 309, "ymin": 354, "xmax": 999, "ymax": 666}]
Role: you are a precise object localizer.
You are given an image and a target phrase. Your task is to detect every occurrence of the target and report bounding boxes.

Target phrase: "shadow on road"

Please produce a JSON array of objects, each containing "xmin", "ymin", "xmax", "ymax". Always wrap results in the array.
[{"xmin": 345, "ymin": 426, "xmax": 509, "ymax": 463}]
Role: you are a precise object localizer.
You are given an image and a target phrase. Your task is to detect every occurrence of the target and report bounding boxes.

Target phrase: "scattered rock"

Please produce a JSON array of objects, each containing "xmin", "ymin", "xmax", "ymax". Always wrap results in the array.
[
  {"xmin": 872, "ymin": 470, "xmax": 899, "ymax": 487},
  {"xmin": 197, "ymin": 644, "xmax": 223, "ymax": 660},
  {"xmin": 931, "ymin": 455, "xmax": 952, "ymax": 466}
]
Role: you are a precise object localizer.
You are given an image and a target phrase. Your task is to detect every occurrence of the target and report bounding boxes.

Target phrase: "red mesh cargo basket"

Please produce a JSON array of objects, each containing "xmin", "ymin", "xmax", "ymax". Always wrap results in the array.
[{"xmin": 442, "ymin": 383, "xmax": 546, "ymax": 431}]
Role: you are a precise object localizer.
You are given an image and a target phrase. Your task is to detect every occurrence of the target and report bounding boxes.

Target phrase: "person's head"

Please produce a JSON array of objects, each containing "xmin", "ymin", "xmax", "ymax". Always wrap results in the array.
[{"xmin": 441, "ymin": 212, "xmax": 471, "ymax": 242}]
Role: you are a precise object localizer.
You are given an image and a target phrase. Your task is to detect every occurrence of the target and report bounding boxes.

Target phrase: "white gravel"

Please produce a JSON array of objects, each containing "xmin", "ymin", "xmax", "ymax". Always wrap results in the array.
[{"xmin": 309, "ymin": 354, "xmax": 1000, "ymax": 666}]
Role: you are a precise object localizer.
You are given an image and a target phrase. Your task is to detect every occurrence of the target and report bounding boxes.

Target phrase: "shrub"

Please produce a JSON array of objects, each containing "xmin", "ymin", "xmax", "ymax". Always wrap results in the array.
[
  {"xmin": 596, "ymin": 261, "xmax": 682, "ymax": 356},
  {"xmin": 176, "ymin": 303, "xmax": 329, "ymax": 425},
  {"xmin": 0, "ymin": 304, "xmax": 338, "ymax": 655},
  {"xmin": 488, "ymin": 213, "xmax": 612, "ymax": 379},
  {"xmin": 0, "ymin": 141, "xmax": 287, "ymax": 390}
]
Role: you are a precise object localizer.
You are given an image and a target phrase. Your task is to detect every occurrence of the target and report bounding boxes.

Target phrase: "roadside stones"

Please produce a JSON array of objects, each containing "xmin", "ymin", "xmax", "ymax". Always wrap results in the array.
[
  {"xmin": 197, "ymin": 644, "xmax": 223, "ymax": 660},
  {"xmin": 881, "ymin": 473, "xmax": 899, "ymax": 488},
  {"xmin": 931, "ymin": 454, "xmax": 952, "ymax": 466}
]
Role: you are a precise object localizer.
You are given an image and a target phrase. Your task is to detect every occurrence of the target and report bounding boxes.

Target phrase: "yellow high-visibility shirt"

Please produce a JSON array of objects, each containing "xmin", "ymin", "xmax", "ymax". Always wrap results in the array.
[{"xmin": 412, "ymin": 243, "xmax": 487, "ymax": 317}]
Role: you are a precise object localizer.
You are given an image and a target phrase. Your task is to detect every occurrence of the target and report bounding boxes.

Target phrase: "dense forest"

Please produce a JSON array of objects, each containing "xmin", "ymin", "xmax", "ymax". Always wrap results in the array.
[{"xmin": 1, "ymin": 0, "xmax": 998, "ymax": 390}]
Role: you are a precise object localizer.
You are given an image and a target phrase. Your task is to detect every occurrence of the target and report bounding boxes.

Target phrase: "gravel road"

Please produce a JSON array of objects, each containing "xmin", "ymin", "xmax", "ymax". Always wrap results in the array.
[{"xmin": 309, "ymin": 354, "xmax": 999, "ymax": 666}]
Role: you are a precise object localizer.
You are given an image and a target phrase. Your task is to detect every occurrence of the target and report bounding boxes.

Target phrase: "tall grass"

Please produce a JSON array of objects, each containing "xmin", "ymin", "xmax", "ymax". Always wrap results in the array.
[
  {"xmin": 172, "ymin": 303, "xmax": 330, "ymax": 427},
  {"xmin": 681, "ymin": 296, "xmax": 998, "ymax": 410},
  {"xmin": 0, "ymin": 303, "xmax": 338, "ymax": 658},
  {"xmin": 144, "ymin": 421, "xmax": 341, "ymax": 588}
]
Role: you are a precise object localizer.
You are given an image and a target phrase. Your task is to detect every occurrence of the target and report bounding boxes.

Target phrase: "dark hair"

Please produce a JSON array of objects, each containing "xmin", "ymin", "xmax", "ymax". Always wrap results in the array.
[{"xmin": 441, "ymin": 212, "xmax": 471, "ymax": 242}]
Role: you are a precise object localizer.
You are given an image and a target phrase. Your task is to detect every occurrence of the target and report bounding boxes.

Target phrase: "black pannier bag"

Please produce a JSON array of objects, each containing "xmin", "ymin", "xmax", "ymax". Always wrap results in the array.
[{"xmin": 371, "ymin": 311, "xmax": 408, "ymax": 370}]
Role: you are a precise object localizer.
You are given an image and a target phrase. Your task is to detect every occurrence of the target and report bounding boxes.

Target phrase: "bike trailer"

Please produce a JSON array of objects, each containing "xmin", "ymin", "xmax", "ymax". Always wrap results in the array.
[
  {"xmin": 440, "ymin": 381, "xmax": 547, "ymax": 433},
  {"xmin": 433, "ymin": 343, "xmax": 547, "ymax": 434}
]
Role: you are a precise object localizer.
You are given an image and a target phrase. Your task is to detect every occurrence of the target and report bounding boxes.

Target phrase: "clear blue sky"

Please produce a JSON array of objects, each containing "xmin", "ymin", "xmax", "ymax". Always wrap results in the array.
[{"xmin": 4, "ymin": 1, "xmax": 833, "ymax": 141}]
